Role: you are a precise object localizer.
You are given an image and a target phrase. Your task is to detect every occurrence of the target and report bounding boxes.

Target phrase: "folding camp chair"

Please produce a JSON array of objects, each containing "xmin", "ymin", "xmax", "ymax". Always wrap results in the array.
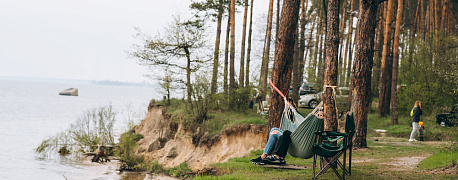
[{"xmin": 312, "ymin": 114, "xmax": 355, "ymax": 180}]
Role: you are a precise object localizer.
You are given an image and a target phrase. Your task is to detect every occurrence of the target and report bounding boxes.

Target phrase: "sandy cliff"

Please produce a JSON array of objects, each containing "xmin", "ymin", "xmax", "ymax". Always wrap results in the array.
[{"xmin": 134, "ymin": 106, "xmax": 268, "ymax": 170}]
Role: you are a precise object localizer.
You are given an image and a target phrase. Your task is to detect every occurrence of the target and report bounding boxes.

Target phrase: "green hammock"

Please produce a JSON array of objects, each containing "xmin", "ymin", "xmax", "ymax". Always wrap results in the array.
[{"xmin": 280, "ymin": 102, "xmax": 324, "ymax": 159}]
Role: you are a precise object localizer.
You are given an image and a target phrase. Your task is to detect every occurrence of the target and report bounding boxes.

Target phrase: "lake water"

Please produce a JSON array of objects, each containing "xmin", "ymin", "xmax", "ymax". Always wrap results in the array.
[{"xmin": 0, "ymin": 77, "xmax": 162, "ymax": 179}]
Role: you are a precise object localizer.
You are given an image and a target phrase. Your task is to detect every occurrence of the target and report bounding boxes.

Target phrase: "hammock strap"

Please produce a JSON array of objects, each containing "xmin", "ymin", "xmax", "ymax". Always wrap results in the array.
[{"xmin": 270, "ymin": 81, "xmax": 286, "ymax": 98}]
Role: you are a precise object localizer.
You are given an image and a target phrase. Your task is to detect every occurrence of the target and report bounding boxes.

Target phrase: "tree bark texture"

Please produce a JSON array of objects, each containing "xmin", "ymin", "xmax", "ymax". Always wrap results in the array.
[
  {"xmin": 372, "ymin": 2, "xmax": 385, "ymax": 98},
  {"xmin": 239, "ymin": 0, "xmax": 249, "ymax": 87},
  {"xmin": 441, "ymin": 0, "xmax": 450, "ymax": 35},
  {"xmin": 391, "ymin": 0, "xmax": 403, "ymax": 125},
  {"xmin": 343, "ymin": 0, "xmax": 355, "ymax": 87},
  {"xmin": 434, "ymin": 0, "xmax": 440, "ymax": 47},
  {"xmin": 262, "ymin": 0, "xmax": 275, "ymax": 92},
  {"xmin": 350, "ymin": 0, "xmax": 379, "ymax": 148},
  {"xmin": 378, "ymin": 0, "xmax": 394, "ymax": 117},
  {"xmin": 306, "ymin": 15, "xmax": 316, "ymax": 83},
  {"xmin": 317, "ymin": 7, "xmax": 325, "ymax": 90},
  {"xmin": 211, "ymin": 0, "xmax": 224, "ymax": 96},
  {"xmin": 323, "ymin": 0, "xmax": 340, "ymax": 132},
  {"xmin": 224, "ymin": 13, "xmax": 230, "ymax": 98},
  {"xmin": 298, "ymin": 0, "xmax": 308, "ymax": 90},
  {"xmin": 246, "ymin": 0, "xmax": 254, "ymax": 87},
  {"xmin": 185, "ymin": 47, "xmax": 193, "ymax": 109},
  {"xmin": 338, "ymin": 0, "xmax": 348, "ymax": 87},
  {"xmin": 268, "ymin": 0, "xmax": 301, "ymax": 129},
  {"xmin": 229, "ymin": 0, "xmax": 236, "ymax": 109},
  {"xmin": 293, "ymin": 27, "xmax": 300, "ymax": 105}
]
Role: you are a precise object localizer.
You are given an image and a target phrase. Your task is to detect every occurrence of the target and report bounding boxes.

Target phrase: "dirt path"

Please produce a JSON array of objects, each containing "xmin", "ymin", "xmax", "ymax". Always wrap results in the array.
[{"xmin": 351, "ymin": 136, "xmax": 450, "ymax": 172}]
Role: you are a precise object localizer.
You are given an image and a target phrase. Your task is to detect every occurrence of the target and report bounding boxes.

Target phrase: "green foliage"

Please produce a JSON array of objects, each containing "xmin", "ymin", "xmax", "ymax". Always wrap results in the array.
[
  {"xmin": 367, "ymin": 112, "xmax": 454, "ymax": 141},
  {"xmin": 70, "ymin": 105, "xmax": 117, "ymax": 152},
  {"xmin": 202, "ymin": 108, "xmax": 267, "ymax": 136},
  {"xmin": 192, "ymin": 73, "xmax": 210, "ymax": 124},
  {"xmin": 167, "ymin": 162, "xmax": 193, "ymax": 177},
  {"xmin": 398, "ymin": 34, "xmax": 458, "ymax": 115},
  {"xmin": 116, "ymin": 129, "xmax": 145, "ymax": 170},
  {"xmin": 446, "ymin": 124, "xmax": 458, "ymax": 152},
  {"xmin": 148, "ymin": 161, "xmax": 165, "ymax": 174},
  {"xmin": 418, "ymin": 152, "xmax": 458, "ymax": 170},
  {"xmin": 229, "ymin": 86, "xmax": 252, "ymax": 112},
  {"xmin": 35, "ymin": 105, "xmax": 116, "ymax": 156}
]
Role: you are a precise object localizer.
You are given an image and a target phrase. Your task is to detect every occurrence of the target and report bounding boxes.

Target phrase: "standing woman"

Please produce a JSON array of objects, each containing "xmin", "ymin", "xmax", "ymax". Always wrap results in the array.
[{"xmin": 409, "ymin": 101, "xmax": 422, "ymax": 141}]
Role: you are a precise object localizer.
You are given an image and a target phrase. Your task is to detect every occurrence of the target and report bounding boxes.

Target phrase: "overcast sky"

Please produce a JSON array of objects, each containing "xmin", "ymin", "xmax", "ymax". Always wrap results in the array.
[
  {"xmin": 0, "ymin": 0, "xmax": 193, "ymax": 82},
  {"xmin": 0, "ymin": 0, "xmax": 271, "ymax": 83}
]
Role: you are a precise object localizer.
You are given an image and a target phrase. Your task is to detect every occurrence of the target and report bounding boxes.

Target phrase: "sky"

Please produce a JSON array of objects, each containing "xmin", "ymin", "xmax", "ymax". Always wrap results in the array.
[
  {"xmin": 0, "ymin": 0, "xmax": 193, "ymax": 82},
  {"xmin": 0, "ymin": 0, "xmax": 272, "ymax": 83}
]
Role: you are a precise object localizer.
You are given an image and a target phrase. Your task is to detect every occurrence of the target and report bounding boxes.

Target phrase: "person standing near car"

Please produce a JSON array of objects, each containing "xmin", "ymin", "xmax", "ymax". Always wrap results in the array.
[
  {"xmin": 256, "ymin": 90, "xmax": 266, "ymax": 113},
  {"xmin": 409, "ymin": 101, "xmax": 422, "ymax": 142}
]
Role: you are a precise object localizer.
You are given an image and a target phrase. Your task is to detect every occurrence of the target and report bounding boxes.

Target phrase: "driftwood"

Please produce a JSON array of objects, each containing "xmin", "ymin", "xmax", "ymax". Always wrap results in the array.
[
  {"xmin": 92, "ymin": 145, "xmax": 110, "ymax": 162},
  {"xmin": 82, "ymin": 145, "xmax": 113, "ymax": 163}
]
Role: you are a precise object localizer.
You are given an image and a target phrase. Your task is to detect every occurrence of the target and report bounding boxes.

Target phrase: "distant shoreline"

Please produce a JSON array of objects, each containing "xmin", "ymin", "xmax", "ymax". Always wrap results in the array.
[{"xmin": 0, "ymin": 76, "xmax": 156, "ymax": 88}]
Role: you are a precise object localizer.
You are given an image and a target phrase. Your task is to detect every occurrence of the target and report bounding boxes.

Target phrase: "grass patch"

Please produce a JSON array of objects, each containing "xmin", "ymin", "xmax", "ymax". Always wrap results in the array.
[
  {"xmin": 194, "ymin": 137, "xmax": 456, "ymax": 179},
  {"xmin": 367, "ymin": 112, "xmax": 455, "ymax": 141},
  {"xmin": 167, "ymin": 162, "xmax": 193, "ymax": 178},
  {"xmin": 418, "ymin": 152, "xmax": 458, "ymax": 170}
]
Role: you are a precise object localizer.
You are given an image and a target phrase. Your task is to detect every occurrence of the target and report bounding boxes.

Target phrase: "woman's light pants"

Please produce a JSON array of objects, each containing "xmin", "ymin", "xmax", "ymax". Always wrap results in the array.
[{"xmin": 410, "ymin": 122, "xmax": 419, "ymax": 140}]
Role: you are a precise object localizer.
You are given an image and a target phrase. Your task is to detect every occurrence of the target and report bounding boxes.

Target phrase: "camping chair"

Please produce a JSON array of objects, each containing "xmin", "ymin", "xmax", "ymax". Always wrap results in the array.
[{"xmin": 312, "ymin": 113, "xmax": 355, "ymax": 180}]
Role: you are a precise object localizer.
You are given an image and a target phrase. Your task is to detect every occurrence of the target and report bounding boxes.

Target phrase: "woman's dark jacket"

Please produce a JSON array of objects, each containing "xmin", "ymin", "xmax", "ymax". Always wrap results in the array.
[{"xmin": 412, "ymin": 106, "xmax": 422, "ymax": 122}]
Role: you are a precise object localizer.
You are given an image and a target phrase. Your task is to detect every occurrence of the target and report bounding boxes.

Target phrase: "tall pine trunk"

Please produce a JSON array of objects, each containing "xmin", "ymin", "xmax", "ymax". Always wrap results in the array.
[
  {"xmin": 211, "ymin": 0, "xmax": 224, "ymax": 96},
  {"xmin": 246, "ymin": 0, "xmax": 254, "ymax": 87},
  {"xmin": 343, "ymin": 0, "xmax": 355, "ymax": 87},
  {"xmin": 293, "ymin": 28, "xmax": 300, "ymax": 105},
  {"xmin": 391, "ymin": 0, "xmax": 403, "ymax": 125},
  {"xmin": 298, "ymin": 0, "xmax": 309, "ymax": 88},
  {"xmin": 223, "ymin": 12, "xmax": 230, "ymax": 99},
  {"xmin": 239, "ymin": 0, "xmax": 249, "ymax": 87},
  {"xmin": 378, "ymin": 0, "xmax": 394, "ymax": 117},
  {"xmin": 323, "ymin": 0, "xmax": 340, "ymax": 132},
  {"xmin": 350, "ymin": 0, "xmax": 379, "ymax": 148},
  {"xmin": 372, "ymin": 2, "xmax": 385, "ymax": 98},
  {"xmin": 306, "ymin": 15, "xmax": 316, "ymax": 83},
  {"xmin": 317, "ymin": 7, "xmax": 325, "ymax": 89},
  {"xmin": 229, "ymin": 0, "xmax": 236, "ymax": 109},
  {"xmin": 434, "ymin": 0, "xmax": 440, "ymax": 47},
  {"xmin": 268, "ymin": 0, "xmax": 301, "ymax": 129},
  {"xmin": 441, "ymin": 0, "xmax": 450, "ymax": 36},
  {"xmin": 261, "ymin": 0, "xmax": 275, "ymax": 92},
  {"xmin": 338, "ymin": 0, "xmax": 348, "ymax": 87},
  {"xmin": 294, "ymin": 0, "xmax": 308, "ymax": 106}
]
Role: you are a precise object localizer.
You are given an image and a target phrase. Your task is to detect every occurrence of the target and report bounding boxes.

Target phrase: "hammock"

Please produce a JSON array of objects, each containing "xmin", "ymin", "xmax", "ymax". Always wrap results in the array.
[
  {"xmin": 280, "ymin": 100, "xmax": 324, "ymax": 159},
  {"xmin": 270, "ymin": 81, "xmax": 342, "ymax": 159}
]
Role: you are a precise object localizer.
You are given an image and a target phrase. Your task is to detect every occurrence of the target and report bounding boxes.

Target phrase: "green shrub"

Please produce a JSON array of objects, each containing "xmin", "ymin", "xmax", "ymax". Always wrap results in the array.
[
  {"xmin": 418, "ymin": 152, "xmax": 458, "ymax": 170},
  {"xmin": 167, "ymin": 162, "xmax": 193, "ymax": 177},
  {"xmin": 35, "ymin": 105, "xmax": 116, "ymax": 156},
  {"xmin": 116, "ymin": 130, "xmax": 145, "ymax": 170},
  {"xmin": 148, "ymin": 161, "xmax": 165, "ymax": 174},
  {"xmin": 229, "ymin": 87, "xmax": 252, "ymax": 112}
]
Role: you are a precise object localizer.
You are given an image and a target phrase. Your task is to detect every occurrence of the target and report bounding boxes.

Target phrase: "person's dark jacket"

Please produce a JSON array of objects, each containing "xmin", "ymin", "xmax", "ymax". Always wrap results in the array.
[{"xmin": 412, "ymin": 106, "xmax": 422, "ymax": 122}]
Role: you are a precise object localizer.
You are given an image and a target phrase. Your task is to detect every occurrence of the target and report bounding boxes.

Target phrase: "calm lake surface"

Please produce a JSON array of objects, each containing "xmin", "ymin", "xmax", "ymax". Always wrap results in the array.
[{"xmin": 0, "ymin": 77, "xmax": 161, "ymax": 179}]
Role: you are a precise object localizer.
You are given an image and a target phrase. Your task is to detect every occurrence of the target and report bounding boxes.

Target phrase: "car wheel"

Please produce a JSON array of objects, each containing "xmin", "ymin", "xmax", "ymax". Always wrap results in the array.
[{"xmin": 309, "ymin": 100, "xmax": 318, "ymax": 109}]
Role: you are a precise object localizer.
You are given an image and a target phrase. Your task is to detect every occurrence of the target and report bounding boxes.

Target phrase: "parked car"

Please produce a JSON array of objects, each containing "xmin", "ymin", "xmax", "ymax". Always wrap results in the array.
[
  {"xmin": 436, "ymin": 104, "xmax": 458, "ymax": 127},
  {"xmin": 299, "ymin": 87, "xmax": 349, "ymax": 112},
  {"xmin": 300, "ymin": 82, "xmax": 317, "ymax": 95}
]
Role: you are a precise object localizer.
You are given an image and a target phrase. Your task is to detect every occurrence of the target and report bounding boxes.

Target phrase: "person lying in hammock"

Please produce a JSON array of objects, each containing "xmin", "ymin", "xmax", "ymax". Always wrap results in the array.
[
  {"xmin": 251, "ymin": 107, "xmax": 324, "ymax": 165},
  {"xmin": 250, "ymin": 127, "xmax": 292, "ymax": 165}
]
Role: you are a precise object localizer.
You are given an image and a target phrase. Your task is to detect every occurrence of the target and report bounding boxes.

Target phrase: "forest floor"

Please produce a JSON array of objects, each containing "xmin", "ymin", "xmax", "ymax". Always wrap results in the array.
[
  {"xmin": 185, "ymin": 135, "xmax": 457, "ymax": 180},
  {"xmin": 120, "ymin": 102, "xmax": 457, "ymax": 179}
]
